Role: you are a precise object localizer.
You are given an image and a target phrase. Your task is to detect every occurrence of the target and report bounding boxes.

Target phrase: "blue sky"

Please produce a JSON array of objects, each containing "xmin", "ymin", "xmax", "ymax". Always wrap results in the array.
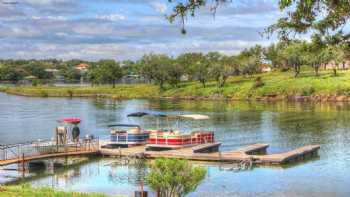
[{"xmin": 0, "ymin": 0, "xmax": 282, "ymax": 61}]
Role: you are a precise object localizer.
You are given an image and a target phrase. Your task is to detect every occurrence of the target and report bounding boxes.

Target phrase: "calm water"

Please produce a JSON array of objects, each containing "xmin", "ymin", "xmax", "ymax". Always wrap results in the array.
[{"xmin": 0, "ymin": 92, "xmax": 349, "ymax": 196}]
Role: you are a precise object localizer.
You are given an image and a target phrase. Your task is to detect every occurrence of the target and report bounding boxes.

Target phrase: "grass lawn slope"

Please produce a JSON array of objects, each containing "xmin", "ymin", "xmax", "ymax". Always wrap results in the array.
[
  {"xmin": 2, "ymin": 69, "xmax": 350, "ymax": 101},
  {"xmin": 0, "ymin": 185, "xmax": 109, "ymax": 197}
]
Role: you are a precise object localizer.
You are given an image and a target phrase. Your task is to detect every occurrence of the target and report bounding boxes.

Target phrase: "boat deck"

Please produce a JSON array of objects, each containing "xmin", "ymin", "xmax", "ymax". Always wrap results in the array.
[
  {"xmin": 99, "ymin": 142, "xmax": 320, "ymax": 165},
  {"xmin": 0, "ymin": 139, "xmax": 320, "ymax": 167}
]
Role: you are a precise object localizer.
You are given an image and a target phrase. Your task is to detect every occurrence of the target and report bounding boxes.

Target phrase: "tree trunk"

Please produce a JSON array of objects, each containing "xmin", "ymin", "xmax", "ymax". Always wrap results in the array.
[
  {"xmin": 216, "ymin": 76, "xmax": 220, "ymax": 87},
  {"xmin": 294, "ymin": 64, "xmax": 300, "ymax": 78},
  {"xmin": 220, "ymin": 76, "xmax": 227, "ymax": 88},
  {"xmin": 333, "ymin": 68, "xmax": 337, "ymax": 76},
  {"xmin": 112, "ymin": 80, "xmax": 116, "ymax": 88},
  {"xmin": 314, "ymin": 65, "xmax": 319, "ymax": 77},
  {"xmin": 200, "ymin": 79, "xmax": 206, "ymax": 88}
]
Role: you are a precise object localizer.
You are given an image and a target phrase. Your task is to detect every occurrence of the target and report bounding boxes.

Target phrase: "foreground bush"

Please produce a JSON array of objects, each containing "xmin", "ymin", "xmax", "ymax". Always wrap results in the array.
[{"xmin": 146, "ymin": 158, "xmax": 207, "ymax": 197}]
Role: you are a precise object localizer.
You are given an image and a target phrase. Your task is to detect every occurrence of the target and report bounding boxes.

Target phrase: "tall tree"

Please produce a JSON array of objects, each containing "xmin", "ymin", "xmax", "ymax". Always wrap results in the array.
[
  {"xmin": 236, "ymin": 45, "xmax": 264, "ymax": 77},
  {"xmin": 0, "ymin": 65, "xmax": 24, "ymax": 82},
  {"xmin": 264, "ymin": 42, "xmax": 287, "ymax": 69},
  {"xmin": 320, "ymin": 45, "xmax": 345, "ymax": 76},
  {"xmin": 280, "ymin": 41, "xmax": 308, "ymax": 77},
  {"xmin": 177, "ymin": 52, "xmax": 210, "ymax": 87},
  {"xmin": 139, "ymin": 54, "xmax": 172, "ymax": 89},
  {"xmin": 24, "ymin": 61, "xmax": 53, "ymax": 79},
  {"xmin": 208, "ymin": 53, "xmax": 237, "ymax": 87},
  {"xmin": 95, "ymin": 60, "xmax": 123, "ymax": 88},
  {"xmin": 305, "ymin": 35, "xmax": 325, "ymax": 76},
  {"xmin": 121, "ymin": 60, "xmax": 139, "ymax": 75},
  {"xmin": 167, "ymin": 60, "xmax": 184, "ymax": 88},
  {"xmin": 267, "ymin": 1, "xmax": 350, "ymax": 43},
  {"xmin": 168, "ymin": 1, "xmax": 350, "ymax": 44}
]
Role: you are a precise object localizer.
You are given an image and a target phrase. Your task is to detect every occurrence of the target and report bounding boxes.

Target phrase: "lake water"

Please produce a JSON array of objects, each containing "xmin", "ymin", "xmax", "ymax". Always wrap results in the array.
[{"xmin": 0, "ymin": 92, "xmax": 349, "ymax": 196}]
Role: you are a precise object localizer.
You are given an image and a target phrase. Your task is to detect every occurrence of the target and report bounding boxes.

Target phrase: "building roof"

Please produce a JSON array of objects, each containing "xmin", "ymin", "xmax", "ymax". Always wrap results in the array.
[{"xmin": 75, "ymin": 63, "xmax": 89, "ymax": 70}]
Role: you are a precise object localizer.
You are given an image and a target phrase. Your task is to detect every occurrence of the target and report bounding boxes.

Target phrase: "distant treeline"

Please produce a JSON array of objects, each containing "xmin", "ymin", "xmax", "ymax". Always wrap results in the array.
[{"xmin": 1, "ymin": 38, "xmax": 349, "ymax": 88}]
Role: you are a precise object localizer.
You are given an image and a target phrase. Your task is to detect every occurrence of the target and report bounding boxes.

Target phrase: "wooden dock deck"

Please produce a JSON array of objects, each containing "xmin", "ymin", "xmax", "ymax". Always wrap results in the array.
[
  {"xmin": 0, "ymin": 150, "xmax": 98, "ymax": 166},
  {"xmin": 0, "ymin": 140, "xmax": 320, "ymax": 167},
  {"xmin": 99, "ymin": 142, "xmax": 320, "ymax": 165}
]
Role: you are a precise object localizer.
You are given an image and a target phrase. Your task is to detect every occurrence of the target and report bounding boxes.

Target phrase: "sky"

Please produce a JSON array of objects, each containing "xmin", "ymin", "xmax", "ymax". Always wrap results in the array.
[{"xmin": 0, "ymin": 0, "xmax": 282, "ymax": 61}]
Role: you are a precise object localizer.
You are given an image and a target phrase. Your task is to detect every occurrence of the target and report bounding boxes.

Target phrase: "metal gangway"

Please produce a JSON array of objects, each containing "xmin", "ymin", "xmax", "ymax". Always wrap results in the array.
[{"xmin": 0, "ymin": 138, "xmax": 100, "ymax": 167}]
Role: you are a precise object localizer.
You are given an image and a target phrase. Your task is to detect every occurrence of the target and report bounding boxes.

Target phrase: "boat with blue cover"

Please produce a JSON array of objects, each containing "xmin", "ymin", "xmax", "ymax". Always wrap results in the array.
[{"xmin": 103, "ymin": 124, "xmax": 149, "ymax": 148}]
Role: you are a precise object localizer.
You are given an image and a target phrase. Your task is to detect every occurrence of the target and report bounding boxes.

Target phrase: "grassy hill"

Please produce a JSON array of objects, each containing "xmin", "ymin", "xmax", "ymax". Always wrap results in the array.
[{"xmin": 2, "ymin": 69, "xmax": 350, "ymax": 101}]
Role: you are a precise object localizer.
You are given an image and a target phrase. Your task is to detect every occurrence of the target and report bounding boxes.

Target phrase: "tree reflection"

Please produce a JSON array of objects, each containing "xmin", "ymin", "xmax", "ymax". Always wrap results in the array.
[{"xmin": 107, "ymin": 159, "xmax": 147, "ymax": 186}]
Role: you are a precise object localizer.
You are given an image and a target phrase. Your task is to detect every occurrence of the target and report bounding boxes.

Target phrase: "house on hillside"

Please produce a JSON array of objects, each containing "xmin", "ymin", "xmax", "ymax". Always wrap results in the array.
[
  {"xmin": 121, "ymin": 74, "xmax": 147, "ymax": 84},
  {"xmin": 75, "ymin": 63, "xmax": 90, "ymax": 85},
  {"xmin": 259, "ymin": 64, "xmax": 272, "ymax": 73},
  {"xmin": 75, "ymin": 63, "xmax": 90, "ymax": 72},
  {"xmin": 324, "ymin": 60, "xmax": 350, "ymax": 70}
]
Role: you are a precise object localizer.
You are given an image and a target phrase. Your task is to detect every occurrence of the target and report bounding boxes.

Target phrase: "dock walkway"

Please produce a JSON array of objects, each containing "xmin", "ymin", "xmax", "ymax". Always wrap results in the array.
[
  {"xmin": 0, "ymin": 140, "xmax": 99, "ymax": 167},
  {"xmin": 0, "ymin": 150, "xmax": 98, "ymax": 166},
  {"xmin": 0, "ymin": 139, "xmax": 320, "ymax": 166},
  {"xmin": 99, "ymin": 142, "xmax": 320, "ymax": 165}
]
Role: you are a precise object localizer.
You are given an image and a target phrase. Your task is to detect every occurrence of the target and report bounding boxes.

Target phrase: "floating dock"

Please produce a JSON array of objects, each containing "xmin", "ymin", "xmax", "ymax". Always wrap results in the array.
[
  {"xmin": 0, "ymin": 141, "xmax": 320, "ymax": 167},
  {"xmin": 99, "ymin": 142, "xmax": 320, "ymax": 165}
]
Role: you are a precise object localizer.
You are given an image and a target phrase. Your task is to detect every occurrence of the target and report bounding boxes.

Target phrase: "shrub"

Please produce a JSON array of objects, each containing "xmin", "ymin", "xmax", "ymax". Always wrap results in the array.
[
  {"xmin": 39, "ymin": 90, "xmax": 48, "ymax": 97},
  {"xmin": 252, "ymin": 77, "xmax": 265, "ymax": 89},
  {"xmin": 336, "ymin": 88, "xmax": 350, "ymax": 96},
  {"xmin": 32, "ymin": 80, "xmax": 39, "ymax": 86},
  {"xmin": 301, "ymin": 87, "xmax": 315, "ymax": 96},
  {"xmin": 146, "ymin": 158, "xmax": 207, "ymax": 197},
  {"xmin": 67, "ymin": 89, "xmax": 74, "ymax": 97},
  {"xmin": 279, "ymin": 66, "xmax": 290, "ymax": 72}
]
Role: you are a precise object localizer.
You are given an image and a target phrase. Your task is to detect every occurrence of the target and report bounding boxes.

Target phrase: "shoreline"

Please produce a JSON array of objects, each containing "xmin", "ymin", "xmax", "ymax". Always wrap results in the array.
[
  {"xmin": 3, "ymin": 70, "xmax": 350, "ymax": 102},
  {"xmin": 3, "ymin": 87, "xmax": 350, "ymax": 102}
]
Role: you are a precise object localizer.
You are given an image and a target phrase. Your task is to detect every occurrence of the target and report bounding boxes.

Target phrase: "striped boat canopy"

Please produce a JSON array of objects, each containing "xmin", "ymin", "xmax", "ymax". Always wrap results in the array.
[{"xmin": 108, "ymin": 124, "xmax": 141, "ymax": 129}]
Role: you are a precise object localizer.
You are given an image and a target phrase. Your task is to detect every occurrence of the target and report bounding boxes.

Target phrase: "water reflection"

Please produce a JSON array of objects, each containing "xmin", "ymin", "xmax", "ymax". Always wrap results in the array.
[
  {"xmin": 1, "ymin": 93, "xmax": 350, "ymax": 196},
  {"xmin": 29, "ymin": 158, "xmax": 149, "ymax": 196}
]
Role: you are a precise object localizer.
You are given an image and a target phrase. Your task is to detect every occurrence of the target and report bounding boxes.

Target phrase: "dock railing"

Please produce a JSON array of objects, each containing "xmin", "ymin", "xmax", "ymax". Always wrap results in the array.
[{"xmin": 0, "ymin": 138, "xmax": 99, "ymax": 161}]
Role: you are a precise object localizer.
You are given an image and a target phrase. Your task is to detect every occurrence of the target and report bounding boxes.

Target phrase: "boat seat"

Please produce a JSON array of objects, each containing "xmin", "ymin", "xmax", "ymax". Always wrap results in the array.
[{"xmin": 129, "ymin": 128, "xmax": 141, "ymax": 134}]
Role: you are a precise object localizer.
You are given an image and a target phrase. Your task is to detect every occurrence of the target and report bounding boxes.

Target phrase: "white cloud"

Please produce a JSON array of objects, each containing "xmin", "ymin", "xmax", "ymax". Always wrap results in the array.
[
  {"xmin": 0, "ymin": 0, "xmax": 281, "ymax": 60},
  {"xmin": 24, "ymin": 0, "xmax": 71, "ymax": 6},
  {"xmin": 96, "ymin": 14, "xmax": 126, "ymax": 21},
  {"xmin": 32, "ymin": 15, "xmax": 67, "ymax": 21},
  {"xmin": 0, "ymin": 38, "xmax": 271, "ymax": 61},
  {"xmin": 150, "ymin": 2, "xmax": 167, "ymax": 14}
]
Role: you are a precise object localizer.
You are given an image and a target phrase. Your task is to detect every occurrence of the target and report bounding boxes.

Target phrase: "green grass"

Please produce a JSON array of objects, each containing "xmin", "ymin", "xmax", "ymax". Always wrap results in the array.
[
  {"xmin": 3, "ymin": 69, "xmax": 350, "ymax": 100},
  {"xmin": 0, "ymin": 185, "xmax": 111, "ymax": 197}
]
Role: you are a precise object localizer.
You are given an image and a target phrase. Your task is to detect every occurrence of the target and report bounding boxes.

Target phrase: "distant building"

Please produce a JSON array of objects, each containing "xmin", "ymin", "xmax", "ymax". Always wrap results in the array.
[
  {"xmin": 121, "ymin": 75, "xmax": 146, "ymax": 84},
  {"xmin": 324, "ymin": 60, "xmax": 350, "ymax": 70},
  {"xmin": 44, "ymin": 68, "xmax": 59, "ymax": 73},
  {"xmin": 74, "ymin": 63, "xmax": 90, "ymax": 85},
  {"xmin": 259, "ymin": 64, "xmax": 272, "ymax": 73},
  {"xmin": 180, "ymin": 74, "xmax": 190, "ymax": 82},
  {"xmin": 75, "ymin": 63, "xmax": 90, "ymax": 72}
]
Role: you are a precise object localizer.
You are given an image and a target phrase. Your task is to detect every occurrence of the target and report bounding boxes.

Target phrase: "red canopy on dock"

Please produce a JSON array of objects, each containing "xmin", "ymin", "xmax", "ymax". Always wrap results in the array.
[{"xmin": 59, "ymin": 117, "xmax": 81, "ymax": 124}]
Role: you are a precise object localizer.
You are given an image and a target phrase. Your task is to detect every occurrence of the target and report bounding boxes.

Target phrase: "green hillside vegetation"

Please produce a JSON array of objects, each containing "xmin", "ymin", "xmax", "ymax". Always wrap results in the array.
[{"xmin": 3, "ymin": 69, "xmax": 350, "ymax": 101}]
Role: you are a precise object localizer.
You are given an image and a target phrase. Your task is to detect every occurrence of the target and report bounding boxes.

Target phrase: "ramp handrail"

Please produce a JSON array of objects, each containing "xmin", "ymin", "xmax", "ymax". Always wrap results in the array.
[{"xmin": 0, "ymin": 138, "xmax": 99, "ymax": 161}]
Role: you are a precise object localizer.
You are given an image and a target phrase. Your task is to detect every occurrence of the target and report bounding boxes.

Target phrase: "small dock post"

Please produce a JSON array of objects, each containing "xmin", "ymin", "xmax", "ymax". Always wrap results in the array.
[{"xmin": 21, "ymin": 153, "xmax": 25, "ymax": 178}]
